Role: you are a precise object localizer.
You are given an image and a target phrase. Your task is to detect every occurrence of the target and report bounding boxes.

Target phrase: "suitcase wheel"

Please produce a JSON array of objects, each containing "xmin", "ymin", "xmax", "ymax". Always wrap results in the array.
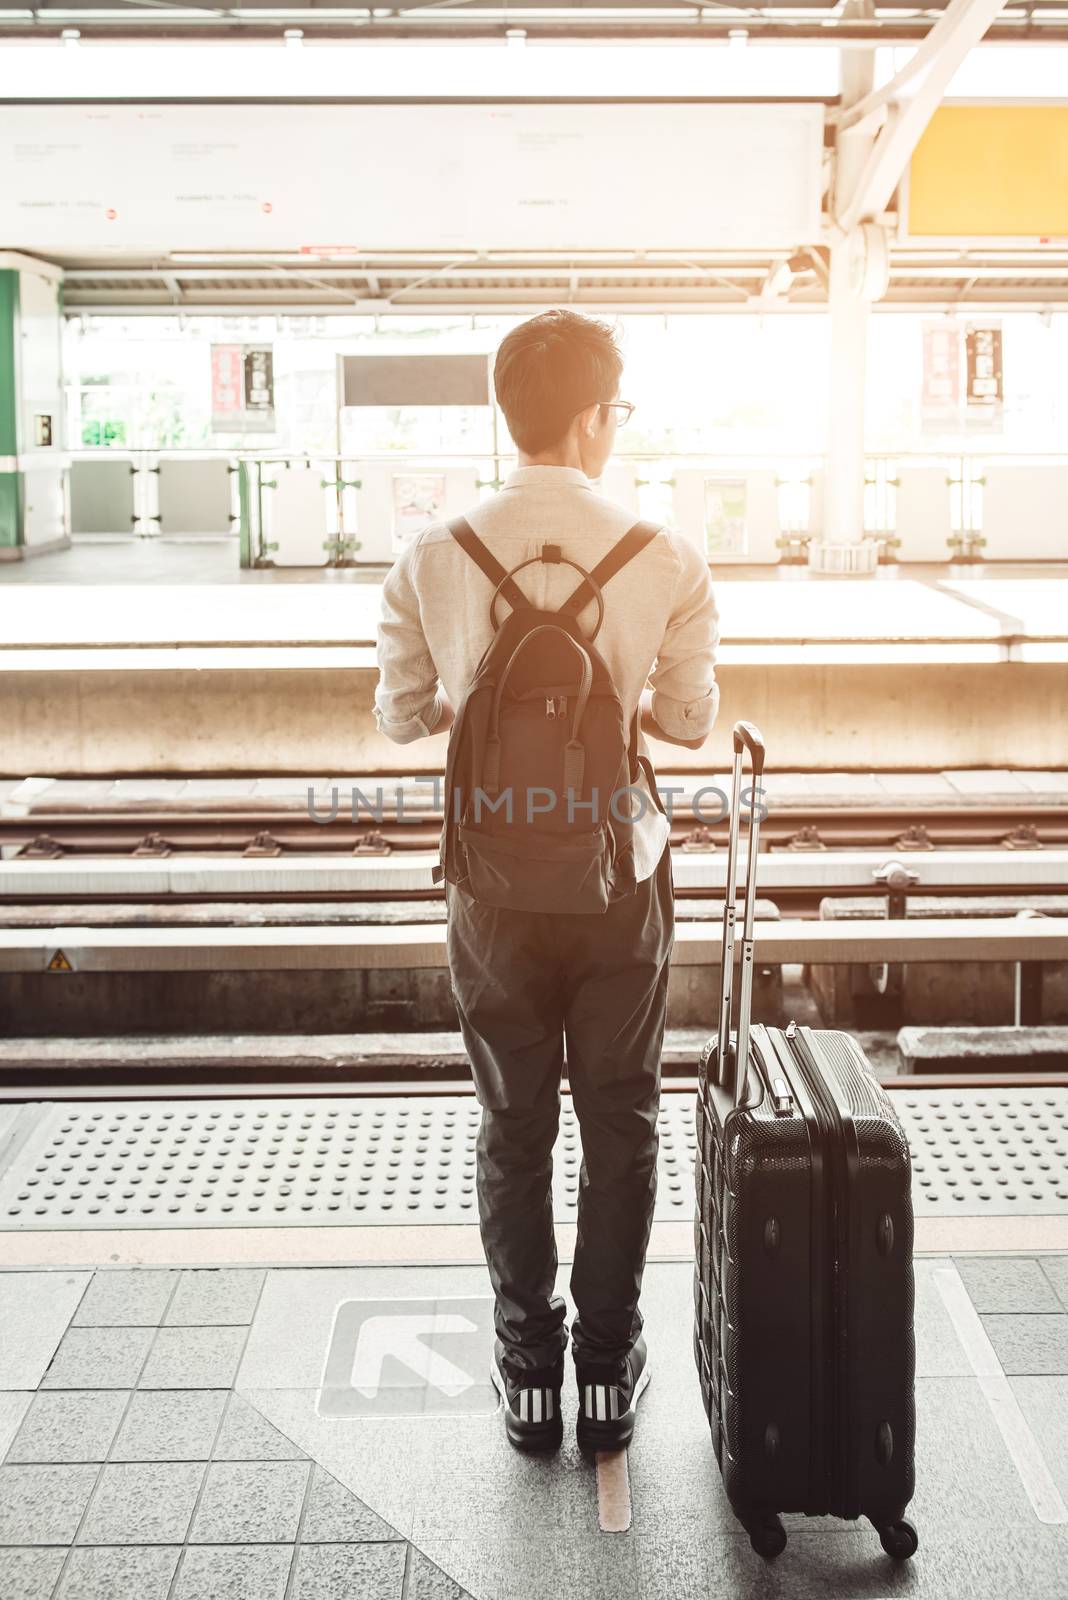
[
  {"xmin": 877, "ymin": 1520, "xmax": 919, "ymax": 1561},
  {"xmin": 747, "ymin": 1514, "xmax": 787, "ymax": 1559}
]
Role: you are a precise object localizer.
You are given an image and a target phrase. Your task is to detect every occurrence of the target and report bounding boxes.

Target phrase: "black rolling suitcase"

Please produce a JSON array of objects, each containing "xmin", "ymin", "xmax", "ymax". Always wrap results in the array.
[{"xmin": 693, "ymin": 721, "xmax": 919, "ymax": 1562}]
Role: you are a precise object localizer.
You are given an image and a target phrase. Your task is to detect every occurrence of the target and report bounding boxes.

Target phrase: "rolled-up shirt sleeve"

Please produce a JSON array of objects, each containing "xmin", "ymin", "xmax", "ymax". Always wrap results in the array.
[
  {"xmin": 647, "ymin": 539, "xmax": 720, "ymax": 740},
  {"xmin": 373, "ymin": 539, "xmax": 444, "ymax": 744}
]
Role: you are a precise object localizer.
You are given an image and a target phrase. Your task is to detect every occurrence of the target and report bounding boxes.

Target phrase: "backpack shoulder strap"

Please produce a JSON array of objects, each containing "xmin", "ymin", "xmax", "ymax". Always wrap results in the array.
[
  {"xmin": 447, "ymin": 516, "xmax": 528, "ymax": 616},
  {"xmin": 558, "ymin": 520, "xmax": 661, "ymax": 619}
]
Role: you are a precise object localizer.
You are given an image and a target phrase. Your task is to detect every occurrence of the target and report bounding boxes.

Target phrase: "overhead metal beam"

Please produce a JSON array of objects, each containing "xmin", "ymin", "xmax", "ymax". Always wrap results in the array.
[
  {"xmin": 3, "ymin": 5, "xmax": 1068, "ymax": 40},
  {"xmin": 59, "ymin": 262, "xmax": 778, "ymax": 284},
  {"xmin": 44, "ymin": 242, "xmax": 1068, "ymax": 314},
  {"xmin": 834, "ymin": 0, "xmax": 1007, "ymax": 234},
  {"xmin": 57, "ymin": 285, "xmax": 1068, "ymax": 313}
]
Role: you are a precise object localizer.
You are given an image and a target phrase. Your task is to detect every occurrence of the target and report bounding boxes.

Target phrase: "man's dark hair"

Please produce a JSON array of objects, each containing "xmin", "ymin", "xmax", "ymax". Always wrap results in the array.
[{"xmin": 493, "ymin": 309, "xmax": 623, "ymax": 454}]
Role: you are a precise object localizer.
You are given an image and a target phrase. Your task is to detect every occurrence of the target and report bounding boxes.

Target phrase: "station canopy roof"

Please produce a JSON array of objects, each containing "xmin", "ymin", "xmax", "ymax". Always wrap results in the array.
[
  {"xmin": 5, "ymin": 0, "xmax": 1068, "ymax": 42},
  {"xmin": 51, "ymin": 246, "xmax": 1068, "ymax": 314},
  {"xmin": 5, "ymin": 2, "xmax": 1068, "ymax": 311}
]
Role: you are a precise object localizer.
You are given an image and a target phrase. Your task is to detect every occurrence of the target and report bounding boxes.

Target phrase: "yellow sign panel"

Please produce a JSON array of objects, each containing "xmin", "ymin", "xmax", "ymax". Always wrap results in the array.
[
  {"xmin": 908, "ymin": 104, "xmax": 1068, "ymax": 239},
  {"xmin": 47, "ymin": 949, "xmax": 73, "ymax": 972}
]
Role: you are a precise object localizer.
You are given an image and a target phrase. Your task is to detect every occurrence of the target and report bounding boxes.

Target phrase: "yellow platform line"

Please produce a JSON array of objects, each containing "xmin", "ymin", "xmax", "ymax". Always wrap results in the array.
[
  {"xmin": 1, "ymin": 1215, "xmax": 1067, "ymax": 1272},
  {"xmin": 596, "ymin": 1451, "xmax": 632, "ymax": 1534}
]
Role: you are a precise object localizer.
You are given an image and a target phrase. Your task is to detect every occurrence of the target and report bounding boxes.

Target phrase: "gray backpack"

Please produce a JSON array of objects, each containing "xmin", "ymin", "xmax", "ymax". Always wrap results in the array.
[{"xmin": 432, "ymin": 516, "xmax": 661, "ymax": 914}]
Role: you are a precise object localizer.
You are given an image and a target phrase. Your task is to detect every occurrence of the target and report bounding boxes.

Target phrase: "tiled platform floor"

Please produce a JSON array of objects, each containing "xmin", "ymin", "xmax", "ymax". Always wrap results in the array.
[
  {"xmin": 1, "ymin": 1254, "xmax": 1067, "ymax": 1599},
  {"xmin": 0, "ymin": 1266, "xmax": 463, "ymax": 1600}
]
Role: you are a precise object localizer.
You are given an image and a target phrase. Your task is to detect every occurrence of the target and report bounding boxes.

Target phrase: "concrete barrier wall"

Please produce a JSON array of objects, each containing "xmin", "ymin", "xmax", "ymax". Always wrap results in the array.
[
  {"xmin": 2, "ymin": 660, "xmax": 1067, "ymax": 775},
  {"xmin": 0, "ymin": 964, "xmax": 783, "ymax": 1037}
]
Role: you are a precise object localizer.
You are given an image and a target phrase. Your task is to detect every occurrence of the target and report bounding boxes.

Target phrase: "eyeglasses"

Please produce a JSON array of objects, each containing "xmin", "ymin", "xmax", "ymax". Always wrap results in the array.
[
  {"xmin": 572, "ymin": 400, "xmax": 635, "ymax": 428},
  {"xmin": 600, "ymin": 400, "xmax": 635, "ymax": 428}
]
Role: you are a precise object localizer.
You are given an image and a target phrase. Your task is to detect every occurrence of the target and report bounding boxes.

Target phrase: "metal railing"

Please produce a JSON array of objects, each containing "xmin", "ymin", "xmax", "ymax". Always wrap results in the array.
[{"xmin": 63, "ymin": 447, "xmax": 1068, "ymax": 564}]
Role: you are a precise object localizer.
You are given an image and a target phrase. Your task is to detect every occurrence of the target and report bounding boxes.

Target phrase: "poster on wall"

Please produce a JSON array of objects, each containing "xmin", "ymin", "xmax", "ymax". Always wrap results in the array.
[
  {"xmin": 211, "ymin": 343, "xmax": 275, "ymax": 432},
  {"xmin": 965, "ymin": 323, "xmax": 1003, "ymax": 431},
  {"xmin": 392, "ymin": 474, "xmax": 445, "ymax": 553},
  {"xmin": 243, "ymin": 348, "xmax": 275, "ymax": 427},
  {"xmin": 704, "ymin": 478, "xmax": 748, "ymax": 558},
  {"xmin": 921, "ymin": 320, "xmax": 961, "ymax": 435},
  {"xmin": 210, "ymin": 345, "xmax": 243, "ymax": 430}
]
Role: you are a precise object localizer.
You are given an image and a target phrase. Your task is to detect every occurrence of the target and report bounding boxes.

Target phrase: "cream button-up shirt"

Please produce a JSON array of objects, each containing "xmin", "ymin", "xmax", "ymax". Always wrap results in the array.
[{"xmin": 373, "ymin": 464, "xmax": 720, "ymax": 881}]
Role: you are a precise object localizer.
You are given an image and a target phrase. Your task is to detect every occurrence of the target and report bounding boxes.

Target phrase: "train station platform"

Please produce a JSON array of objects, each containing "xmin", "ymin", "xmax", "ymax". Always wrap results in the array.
[
  {"xmin": 1, "ymin": 574, "xmax": 1067, "ymax": 775},
  {"xmin": 1, "ymin": 1085, "xmax": 1067, "ymax": 1600},
  {"xmin": 4, "ymin": 570, "xmax": 1067, "ymax": 656},
  {"xmin": 8, "ymin": 6, "xmax": 1068, "ymax": 1593},
  {"xmin": 0, "ymin": 539, "xmax": 1065, "ymax": 591}
]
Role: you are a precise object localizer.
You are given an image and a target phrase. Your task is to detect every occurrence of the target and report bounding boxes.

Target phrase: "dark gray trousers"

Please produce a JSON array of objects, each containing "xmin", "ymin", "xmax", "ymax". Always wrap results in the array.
[{"xmin": 445, "ymin": 844, "xmax": 674, "ymax": 1374}]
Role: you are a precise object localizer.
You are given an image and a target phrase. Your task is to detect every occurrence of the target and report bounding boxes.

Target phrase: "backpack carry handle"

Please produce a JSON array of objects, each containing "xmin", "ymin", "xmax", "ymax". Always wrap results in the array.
[
  {"xmin": 489, "ymin": 555, "xmax": 606, "ymax": 638},
  {"xmin": 449, "ymin": 517, "xmax": 658, "ymax": 642},
  {"xmin": 716, "ymin": 721, "xmax": 766, "ymax": 1107}
]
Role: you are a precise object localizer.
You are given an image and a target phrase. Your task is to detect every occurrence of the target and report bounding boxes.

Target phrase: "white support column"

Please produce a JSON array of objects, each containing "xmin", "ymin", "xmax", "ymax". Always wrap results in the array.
[
  {"xmin": 817, "ymin": 0, "xmax": 1004, "ymax": 563},
  {"xmin": 822, "ymin": 8, "xmax": 877, "ymax": 549},
  {"xmin": 824, "ymin": 235, "xmax": 871, "ymax": 543}
]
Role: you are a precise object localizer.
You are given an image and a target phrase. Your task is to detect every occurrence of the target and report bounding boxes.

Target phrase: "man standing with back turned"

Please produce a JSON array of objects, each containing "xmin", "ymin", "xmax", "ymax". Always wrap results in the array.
[{"xmin": 374, "ymin": 309, "xmax": 719, "ymax": 1455}]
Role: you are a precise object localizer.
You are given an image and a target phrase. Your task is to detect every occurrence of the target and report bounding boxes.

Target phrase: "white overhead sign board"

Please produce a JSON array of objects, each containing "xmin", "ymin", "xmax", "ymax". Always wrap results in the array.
[{"xmin": 0, "ymin": 100, "xmax": 824, "ymax": 253}]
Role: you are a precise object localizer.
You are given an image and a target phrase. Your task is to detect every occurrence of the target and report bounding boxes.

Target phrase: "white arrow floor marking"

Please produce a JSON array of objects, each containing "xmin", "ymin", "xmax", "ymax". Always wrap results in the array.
[{"xmin": 350, "ymin": 1312, "xmax": 479, "ymax": 1399}]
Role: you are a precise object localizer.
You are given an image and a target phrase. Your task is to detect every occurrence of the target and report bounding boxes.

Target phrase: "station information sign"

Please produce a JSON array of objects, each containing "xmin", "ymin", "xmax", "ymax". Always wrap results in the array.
[
  {"xmin": 908, "ymin": 104, "xmax": 1068, "ymax": 241},
  {"xmin": 0, "ymin": 100, "xmax": 824, "ymax": 253}
]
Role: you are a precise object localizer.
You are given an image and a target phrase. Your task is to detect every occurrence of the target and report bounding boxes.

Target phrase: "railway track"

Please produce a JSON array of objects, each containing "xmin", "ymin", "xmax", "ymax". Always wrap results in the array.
[
  {"xmin": 4, "ymin": 803, "xmax": 1066, "ymax": 860},
  {"xmin": 5, "ymin": 834, "xmax": 1068, "ymax": 921}
]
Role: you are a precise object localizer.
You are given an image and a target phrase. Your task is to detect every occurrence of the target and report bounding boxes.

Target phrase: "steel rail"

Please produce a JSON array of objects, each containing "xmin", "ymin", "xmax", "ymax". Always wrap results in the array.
[{"xmin": 3, "ymin": 815, "xmax": 1066, "ymax": 856}]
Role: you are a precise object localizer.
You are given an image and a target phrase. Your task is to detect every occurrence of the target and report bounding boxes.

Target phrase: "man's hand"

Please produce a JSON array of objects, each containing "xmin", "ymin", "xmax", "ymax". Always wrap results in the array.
[{"xmin": 638, "ymin": 689, "xmax": 708, "ymax": 751}]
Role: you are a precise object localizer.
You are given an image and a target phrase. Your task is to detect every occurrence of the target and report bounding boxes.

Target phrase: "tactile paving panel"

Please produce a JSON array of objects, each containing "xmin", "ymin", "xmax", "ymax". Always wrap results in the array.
[
  {"xmin": 0, "ymin": 1089, "xmax": 1064, "ymax": 1229},
  {"xmin": 901, "ymin": 1088, "xmax": 1068, "ymax": 1214},
  {"xmin": 0, "ymin": 1097, "xmax": 698, "ymax": 1230}
]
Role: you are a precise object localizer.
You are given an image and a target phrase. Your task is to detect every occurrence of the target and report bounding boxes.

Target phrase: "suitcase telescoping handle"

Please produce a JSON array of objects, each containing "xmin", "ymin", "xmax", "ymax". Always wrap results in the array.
[{"xmin": 716, "ymin": 721, "xmax": 766, "ymax": 1107}]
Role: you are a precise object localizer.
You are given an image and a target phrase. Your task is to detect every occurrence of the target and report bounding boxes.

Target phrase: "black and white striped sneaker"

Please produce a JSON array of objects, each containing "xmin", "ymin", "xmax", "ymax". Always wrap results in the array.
[
  {"xmin": 490, "ymin": 1340, "xmax": 564, "ymax": 1454},
  {"xmin": 575, "ymin": 1335, "xmax": 651, "ymax": 1454}
]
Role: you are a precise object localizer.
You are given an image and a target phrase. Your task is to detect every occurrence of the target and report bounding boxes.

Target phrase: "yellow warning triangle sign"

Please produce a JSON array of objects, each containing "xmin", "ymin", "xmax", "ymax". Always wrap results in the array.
[{"xmin": 47, "ymin": 949, "xmax": 73, "ymax": 972}]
